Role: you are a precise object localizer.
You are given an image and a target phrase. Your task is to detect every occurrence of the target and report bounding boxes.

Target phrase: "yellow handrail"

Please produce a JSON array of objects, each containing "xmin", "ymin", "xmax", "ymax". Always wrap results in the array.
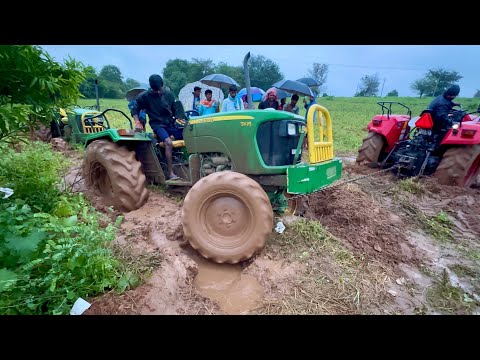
[
  {"xmin": 306, "ymin": 104, "xmax": 334, "ymax": 164},
  {"xmin": 81, "ymin": 112, "xmax": 104, "ymax": 134}
]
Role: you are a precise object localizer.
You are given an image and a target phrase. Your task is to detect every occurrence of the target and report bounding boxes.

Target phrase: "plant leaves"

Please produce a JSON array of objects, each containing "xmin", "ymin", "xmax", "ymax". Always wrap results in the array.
[
  {"xmin": 61, "ymin": 215, "xmax": 77, "ymax": 227},
  {"xmin": 0, "ymin": 268, "xmax": 18, "ymax": 292}
]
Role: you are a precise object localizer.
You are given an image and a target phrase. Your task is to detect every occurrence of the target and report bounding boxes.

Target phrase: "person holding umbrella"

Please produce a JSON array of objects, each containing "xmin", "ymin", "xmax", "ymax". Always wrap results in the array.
[
  {"xmin": 303, "ymin": 95, "xmax": 317, "ymax": 113},
  {"xmin": 284, "ymin": 94, "xmax": 300, "ymax": 115},
  {"xmin": 258, "ymin": 88, "xmax": 279, "ymax": 110}
]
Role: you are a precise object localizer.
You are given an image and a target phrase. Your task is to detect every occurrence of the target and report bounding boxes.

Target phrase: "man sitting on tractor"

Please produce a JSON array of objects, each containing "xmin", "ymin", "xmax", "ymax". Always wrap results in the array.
[
  {"xmin": 131, "ymin": 74, "xmax": 180, "ymax": 180},
  {"xmin": 427, "ymin": 84, "xmax": 461, "ymax": 136}
]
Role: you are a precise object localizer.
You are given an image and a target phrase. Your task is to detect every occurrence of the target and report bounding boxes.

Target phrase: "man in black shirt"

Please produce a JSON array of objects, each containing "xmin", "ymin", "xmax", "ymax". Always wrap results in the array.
[
  {"xmin": 131, "ymin": 74, "xmax": 179, "ymax": 180},
  {"xmin": 428, "ymin": 84, "xmax": 461, "ymax": 134}
]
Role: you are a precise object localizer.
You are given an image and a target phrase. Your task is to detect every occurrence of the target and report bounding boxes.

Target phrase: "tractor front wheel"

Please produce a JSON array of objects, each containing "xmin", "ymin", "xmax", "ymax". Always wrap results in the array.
[
  {"xmin": 182, "ymin": 171, "xmax": 273, "ymax": 264},
  {"xmin": 83, "ymin": 140, "xmax": 149, "ymax": 211},
  {"xmin": 356, "ymin": 132, "xmax": 385, "ymax": 165},
  {"xmin": 434, "ymin": 145, "xmax": 480, "ymax": 187}
]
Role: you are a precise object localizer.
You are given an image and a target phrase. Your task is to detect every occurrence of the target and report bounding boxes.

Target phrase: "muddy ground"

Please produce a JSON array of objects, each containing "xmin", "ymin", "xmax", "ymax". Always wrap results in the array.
[{"xmin": 60, "ymin": 146, "xmax": 480, "ymax": 315}]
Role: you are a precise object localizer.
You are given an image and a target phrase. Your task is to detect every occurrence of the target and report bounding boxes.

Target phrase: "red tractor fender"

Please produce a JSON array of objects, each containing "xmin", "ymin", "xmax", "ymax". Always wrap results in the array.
[
  {"xmin": 441, "ymin": 121, "xmax": 480, "ymax": 145},
  {"xmin": 367, "ymin": 114, "xmax": 410, "ymax": 151}
]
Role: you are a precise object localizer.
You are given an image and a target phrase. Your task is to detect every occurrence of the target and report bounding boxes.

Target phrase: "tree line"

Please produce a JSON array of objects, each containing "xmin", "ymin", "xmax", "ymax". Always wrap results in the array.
[{"xmin": 78, "ymin": 56, "xmax": 330, "ymax": 99}]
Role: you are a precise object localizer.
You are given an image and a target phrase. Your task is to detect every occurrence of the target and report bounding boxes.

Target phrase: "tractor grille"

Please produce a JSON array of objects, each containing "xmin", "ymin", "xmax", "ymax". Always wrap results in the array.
[{"xmin": 84, "ymin": 125, "xmax": 104, "ymax": 134}]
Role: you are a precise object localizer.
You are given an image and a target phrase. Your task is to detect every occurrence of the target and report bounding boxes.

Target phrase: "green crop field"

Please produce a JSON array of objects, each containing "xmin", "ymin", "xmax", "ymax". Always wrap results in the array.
[{"xmin": 77, "ymin": 96, "xmax": 479, "ymax": 155}]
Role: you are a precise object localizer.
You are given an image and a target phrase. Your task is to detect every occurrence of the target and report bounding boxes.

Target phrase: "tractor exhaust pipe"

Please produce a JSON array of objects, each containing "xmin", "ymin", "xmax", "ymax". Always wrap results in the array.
[
  {"xmin": 243, "ymin": 52, "xmax": 253, "ymax": 110},
  {"xmin": 95, "ymin": 79, "xmax": 100, "ymax": 111}
]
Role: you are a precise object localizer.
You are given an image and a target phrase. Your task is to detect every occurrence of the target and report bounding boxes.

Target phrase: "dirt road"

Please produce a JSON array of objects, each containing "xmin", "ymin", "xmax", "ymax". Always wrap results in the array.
[{"xmin": 60, "ymin": 150, "xmax": 479, "ymax": 315}]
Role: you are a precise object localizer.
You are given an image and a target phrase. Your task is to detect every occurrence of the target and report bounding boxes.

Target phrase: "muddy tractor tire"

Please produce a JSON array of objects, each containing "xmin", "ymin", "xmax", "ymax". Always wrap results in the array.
[
  {"xmin": 83, "ymin": 140, "xmax": 149, "ymax": 212},
  {"xmin": 434, "ymin": 145, "xmax": 480, "ymax": 187},
  {"xmin": 31, "ymin": 124, "xmax": 52, "ymax": 143},
  {"xmin": 356, "ymin": 132, "xmax": 385, "ymax": 165},
  {"xmin": 182, "ymin": 171, "xmax": 273, "ymax": 264}
]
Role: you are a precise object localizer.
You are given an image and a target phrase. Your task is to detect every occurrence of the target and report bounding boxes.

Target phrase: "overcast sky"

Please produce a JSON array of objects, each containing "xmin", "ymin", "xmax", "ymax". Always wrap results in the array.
[{"xmin": 40, "ymin": 45, "xmax": 479, "ymax": 97}]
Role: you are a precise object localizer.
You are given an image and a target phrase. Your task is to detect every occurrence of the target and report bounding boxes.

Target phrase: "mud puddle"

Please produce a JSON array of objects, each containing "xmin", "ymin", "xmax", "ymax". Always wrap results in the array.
[{"xmin": 193, "ymin": 256, "xmax": 264, "ymax": 315}]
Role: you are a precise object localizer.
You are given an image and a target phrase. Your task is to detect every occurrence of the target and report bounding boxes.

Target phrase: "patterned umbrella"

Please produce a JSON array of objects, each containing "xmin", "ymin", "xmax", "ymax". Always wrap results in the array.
[{"xmin": 178, "ymin": 81, "xmax": 224, "ymax": 111}]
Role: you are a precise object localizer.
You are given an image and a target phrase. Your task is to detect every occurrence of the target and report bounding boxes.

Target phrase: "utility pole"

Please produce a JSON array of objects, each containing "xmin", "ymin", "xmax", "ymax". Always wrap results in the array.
[
  {"xmin": 433, "ymin": 78, "xmax": 439, "ymax": 97},
  {"xmin": 380, "ymin": 78, "xmax": 386, "ymax": 97}
]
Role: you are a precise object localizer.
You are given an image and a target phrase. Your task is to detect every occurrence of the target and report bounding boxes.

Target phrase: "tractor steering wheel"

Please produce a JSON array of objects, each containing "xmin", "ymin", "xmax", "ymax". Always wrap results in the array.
[{"xmin": 184, "ymin": 110, "xmax": 199, "ymax": 121}]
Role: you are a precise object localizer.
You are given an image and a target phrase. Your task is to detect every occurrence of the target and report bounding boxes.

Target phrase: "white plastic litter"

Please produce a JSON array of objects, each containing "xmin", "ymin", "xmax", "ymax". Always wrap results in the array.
[
  {"xmin": 0, "ymin": 188, "xmax": 14, "ymax": 199},
  {"xmin": 70, "ymin": 298, "xmax": 91, "ymax": 315},
  {"xmin": 275, "ymin": 221, "xmax": 286, "ymax": 234}
]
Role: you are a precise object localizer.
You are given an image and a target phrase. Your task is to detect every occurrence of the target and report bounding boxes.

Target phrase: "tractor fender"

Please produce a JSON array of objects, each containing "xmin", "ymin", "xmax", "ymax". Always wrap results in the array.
[
  {"xmin": 367, "ymin": 115, "xmax": 409, "ymax": 151},
  {"xmin": 441, "ymin": 121, "xmax": 480, "ymax": 146}
]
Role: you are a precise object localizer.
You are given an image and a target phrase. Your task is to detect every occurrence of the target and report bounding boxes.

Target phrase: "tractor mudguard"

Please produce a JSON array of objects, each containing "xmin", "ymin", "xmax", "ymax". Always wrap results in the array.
[
  {"xmin": 441, "ymin": 121, "xmax": 480, "ymax": 146},
  {"xmin": 367, "ymin": 115, "xmax": 410, "ymax": 151}
]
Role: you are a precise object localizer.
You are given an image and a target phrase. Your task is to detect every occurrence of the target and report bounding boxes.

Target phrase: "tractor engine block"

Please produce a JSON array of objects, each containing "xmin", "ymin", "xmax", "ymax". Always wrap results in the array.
[{"xmin": 201, "ymin": 153, "xmax": 232, "ymax": 176}]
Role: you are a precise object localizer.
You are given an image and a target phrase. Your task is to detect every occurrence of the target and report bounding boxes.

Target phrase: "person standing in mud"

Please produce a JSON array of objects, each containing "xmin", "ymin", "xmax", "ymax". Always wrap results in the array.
[{"xmin": 131, "ymin": 74, "xmax": 180, "ymax": 180}]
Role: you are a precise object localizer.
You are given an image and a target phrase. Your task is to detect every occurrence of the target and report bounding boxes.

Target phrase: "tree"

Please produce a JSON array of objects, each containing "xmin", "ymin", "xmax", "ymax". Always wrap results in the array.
[
  {"xmin": 98, "ymin": 65, "xmax": 123, "ymax": 85},
  {"xmin": 124, "ymin": 78, "xmax": 140, "ymax": 90},
  {"xmin": 79, "ymin": 66, "xmax": 98, "ymax": 98},
  {"xmin": 411, "ymin": 79, "xmax": 430, "ymax": 98},
  {"xmin": 386, "ymin": 90, "xmax": 399, "ymax": 97},
  {"xmin": 307, "ymin": 63, "xmax": 328, "ymax": 95},
  {"xmin": 474, "ymin": 89, "xmax": 480, "ymax": 98},
  {"xmin": 0, "ymin": 45, "xmax": 86, "ymax": 144},
  {"xmin": 354, "ymin": 73, "xmax": 380, "ymax": 97},
  {"xmin": 162, "ymin": 59, "xmax": 192, "ymax": 96},
  {"xmin": 189, "ymin": 58, "xmax": 216, "ymax": 82},
  {"xmin": 248, "ymin": 55, "xmax": 283, "ymax": 91},
  {"xmin": 411, "ymin": 68, "xmax": 463, "ymax": 97}
]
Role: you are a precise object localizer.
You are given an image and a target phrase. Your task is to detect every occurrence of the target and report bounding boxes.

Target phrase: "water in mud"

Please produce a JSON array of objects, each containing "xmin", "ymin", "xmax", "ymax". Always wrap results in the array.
[{"xmin": 193, "ymin": 257, "xmax": 264, "ymax": 315}]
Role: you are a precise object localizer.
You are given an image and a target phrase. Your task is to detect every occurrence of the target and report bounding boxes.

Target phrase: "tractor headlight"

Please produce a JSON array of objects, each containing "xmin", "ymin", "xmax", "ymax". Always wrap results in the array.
[
  {"xmin": 287, "ymin": 123, "xmax": 297, "ymax": 136},
  {"xmin": 452, "ymin": 124, "xmax": 459, "ymax": 130}
]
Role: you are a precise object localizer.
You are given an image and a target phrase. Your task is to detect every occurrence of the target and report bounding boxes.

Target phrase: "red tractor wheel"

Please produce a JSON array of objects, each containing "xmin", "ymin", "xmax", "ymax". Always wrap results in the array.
[
  {"xmin": 356, "ymin": 132, "xmax": 385, "ymax": 165},
  {"xmin": 434, "ymin": 145, "xmax": 480, "ymax": 187}
]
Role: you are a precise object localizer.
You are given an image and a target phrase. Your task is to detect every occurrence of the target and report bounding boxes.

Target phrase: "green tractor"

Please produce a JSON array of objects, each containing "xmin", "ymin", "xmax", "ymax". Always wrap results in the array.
[
  {"xmin": 81, "ymin": 101, "xmax": 342, "ymax": 264},
  {"xmin": 49, "ymin": 107, "xmax": 109, "ymax": 145}
]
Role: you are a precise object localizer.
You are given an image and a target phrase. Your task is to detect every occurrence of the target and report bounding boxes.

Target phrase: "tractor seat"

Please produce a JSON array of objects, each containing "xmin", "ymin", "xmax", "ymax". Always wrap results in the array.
[
  {"xmin": 159, "ymin": 140, "xmax": 185, "ymax": 148},
  {"xmin": 152, "ymin": 134, "xmax": 185, "ymax": 148}
]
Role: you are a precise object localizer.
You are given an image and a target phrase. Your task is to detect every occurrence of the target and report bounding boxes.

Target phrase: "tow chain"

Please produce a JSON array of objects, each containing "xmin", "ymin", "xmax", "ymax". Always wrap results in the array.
[{"xmin": 287, "ymin": 164, "xmax": 399, "ymax": 201}]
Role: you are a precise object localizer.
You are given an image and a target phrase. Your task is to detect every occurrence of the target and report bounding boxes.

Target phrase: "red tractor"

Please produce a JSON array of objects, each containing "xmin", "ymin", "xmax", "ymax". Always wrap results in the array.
[{"xmin": 356, "ymin": 101, "xmax": 480, "ymax": 187}]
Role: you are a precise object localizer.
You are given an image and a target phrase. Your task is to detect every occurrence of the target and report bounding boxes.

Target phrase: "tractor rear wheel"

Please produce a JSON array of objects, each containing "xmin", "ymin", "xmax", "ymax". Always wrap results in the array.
[
  {"xmin": 434, "ymin": 145, "xmax": 480, "ymax": 187},
  {"xmin": 356, "ymin": 132, "xmax": 385, "ymax": 165},
  {"xmin": 31, "ymin": 124, "xmax": 52, "ymax": 143},
  {"xmin": 83, "ymin": 140, "xmax": 149, "ymax": 211},
  {"xmin": 182, "ymin": 171, "xmax": 273, "ymax": 264}
]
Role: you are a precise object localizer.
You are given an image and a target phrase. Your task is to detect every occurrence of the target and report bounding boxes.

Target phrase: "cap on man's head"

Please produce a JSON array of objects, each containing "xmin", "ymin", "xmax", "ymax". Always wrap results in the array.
[
  {"xmin": 229, "ymin": 85, "xmax": 238, "ymax": 92},
  {"xmin": 149, "ymin": 74, "xmax": 163, "ymax": 91},
  {"xmin": 194, "ymin": 86, "xmax": 202, "ymax": 92},
  {"xmin": 445, "ymin": 84, "xmax": 460, "ymax": 97}
]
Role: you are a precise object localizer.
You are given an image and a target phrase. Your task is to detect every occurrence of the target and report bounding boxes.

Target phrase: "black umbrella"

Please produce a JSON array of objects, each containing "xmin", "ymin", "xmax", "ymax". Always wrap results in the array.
[
  {"xmin": 296, "ymin": 77, "xmax": 322, "ymax": 88},
  {"xmin": 272, "ymin": 79, "xmax": 314, "ymax": 97},
  {"xmin": 200, "ymin": 74, "xmax": 241, "ymax": 100}
]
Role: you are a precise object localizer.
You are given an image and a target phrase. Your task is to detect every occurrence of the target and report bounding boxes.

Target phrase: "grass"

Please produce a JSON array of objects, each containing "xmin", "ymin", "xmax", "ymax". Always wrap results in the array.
[
  {"xmin": 395, "ymin": 178, "xmax": 426, "ymax": 195},
  {"xmin": 390, "ymin": 184, "xmax": 454, "ymax": 243},
  {"xmin": 257, "ymin": 218, "xmax": 392, "ymax": 315},
  {"xmin": 448, "ymin": 264, "xmax": 478, "ymax": 278},
  {"xmin": 77, "ymin": 96, "xmax": 479, "ymax": 154},
  {"xmin": 425, "ymin": 269, "xmax": 477, "ymax": 314}
]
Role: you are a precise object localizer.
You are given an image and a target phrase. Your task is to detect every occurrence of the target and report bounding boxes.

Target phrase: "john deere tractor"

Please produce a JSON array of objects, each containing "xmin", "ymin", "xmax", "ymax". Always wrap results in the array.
[
  {"xmin": 81, "ymin": 54, "xmax": 342, "ymax": 264},
  {"xmin": 81, "ymin": 102, "xmax": 342, "ymax": 263}
]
